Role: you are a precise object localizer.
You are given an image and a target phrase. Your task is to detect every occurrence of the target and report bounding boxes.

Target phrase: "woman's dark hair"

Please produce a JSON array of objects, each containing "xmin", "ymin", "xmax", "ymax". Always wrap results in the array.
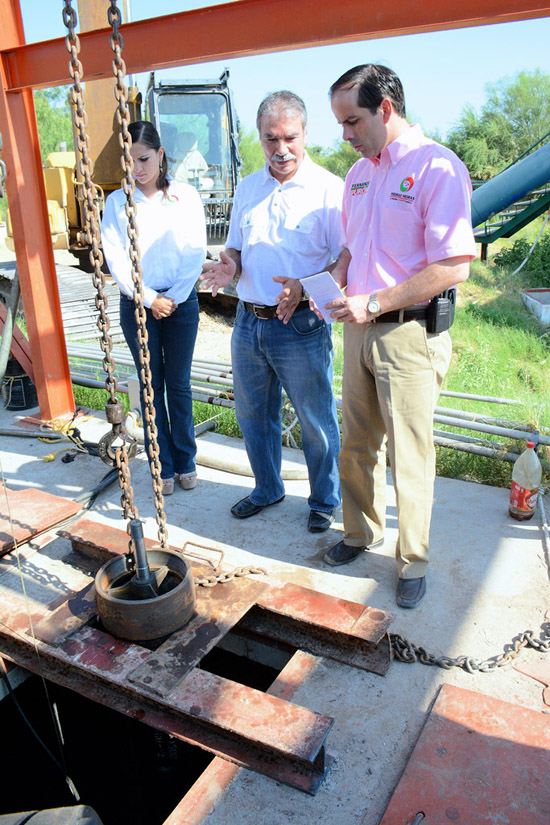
[
  {"xmin": 329, "ymin": 64, "xmax": 406, "ymax": 118},
  {"xmin": 128, "ymin": 120, "xmax": 169, "ymax": 194}
]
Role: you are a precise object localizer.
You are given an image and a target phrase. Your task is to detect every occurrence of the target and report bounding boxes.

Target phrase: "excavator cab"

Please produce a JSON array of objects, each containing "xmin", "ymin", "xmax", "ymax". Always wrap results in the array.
[{"xmin": 146, "ymin": 69, "xmax": 241, "ymax": 247}]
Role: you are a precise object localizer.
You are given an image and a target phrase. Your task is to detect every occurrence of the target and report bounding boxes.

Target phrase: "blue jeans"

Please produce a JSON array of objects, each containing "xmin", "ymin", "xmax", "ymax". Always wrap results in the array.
[
  {"xmin": 231, "ymin": 302, "xmax": 341, "ymax": 513},
  {"xmin": 120, "ymin": 291, "xmax": 199, "ymax": 480}
]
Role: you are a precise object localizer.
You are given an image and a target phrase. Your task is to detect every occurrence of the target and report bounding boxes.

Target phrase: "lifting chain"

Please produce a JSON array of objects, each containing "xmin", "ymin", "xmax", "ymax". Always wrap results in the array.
[
  {"xmin": 390, "ymin": 624, "xmax": 550, "ymax": 673},
  {"xmin": 63, "ymin": 0, "xmax": 139, "ymax": 527},
  {"xmin": 181, "ymin": 540, "xmax": 267, "ymax": 588},
  {"xmin": 107, "ymin": 0, "xmax": 168, "ymax": 549},
  {"xmin": 62, "ymin": 1, "xmax": 167, "ymax": 547}
]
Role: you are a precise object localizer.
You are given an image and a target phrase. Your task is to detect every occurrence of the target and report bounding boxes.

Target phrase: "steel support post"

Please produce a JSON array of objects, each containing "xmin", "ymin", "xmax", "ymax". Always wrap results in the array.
[{"xmin": 0, "ymin": 0, "xmax": 75, "ymax": 420}]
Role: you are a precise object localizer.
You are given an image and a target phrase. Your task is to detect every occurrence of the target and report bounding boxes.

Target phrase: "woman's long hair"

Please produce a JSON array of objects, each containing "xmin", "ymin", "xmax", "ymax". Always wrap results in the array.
[{"xmin": 128, "ymin": 120, "xmax": 169, "ymax": 195}]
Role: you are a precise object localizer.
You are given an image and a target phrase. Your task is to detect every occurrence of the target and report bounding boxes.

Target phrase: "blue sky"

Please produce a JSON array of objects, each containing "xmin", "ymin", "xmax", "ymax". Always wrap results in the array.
[{"xmin": 18, "ymin": 2, "xmax": 550, "ymax": 148}]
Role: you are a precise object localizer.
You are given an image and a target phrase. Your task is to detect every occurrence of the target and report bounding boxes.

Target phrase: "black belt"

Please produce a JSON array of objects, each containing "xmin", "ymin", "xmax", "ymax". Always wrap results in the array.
[
  {"xmin": 242, "ymin": 300, "xmax": 310, "ymax": 319},
  {"xmin": 375, "ymin": 306, "xmax": 428, "ymax": 323}
]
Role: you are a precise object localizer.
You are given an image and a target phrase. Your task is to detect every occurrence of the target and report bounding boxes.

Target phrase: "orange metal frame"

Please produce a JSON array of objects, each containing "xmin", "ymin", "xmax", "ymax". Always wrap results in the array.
[{"xmin": 1, "ymin": 0, "xmax": 549, "ymax": 419}]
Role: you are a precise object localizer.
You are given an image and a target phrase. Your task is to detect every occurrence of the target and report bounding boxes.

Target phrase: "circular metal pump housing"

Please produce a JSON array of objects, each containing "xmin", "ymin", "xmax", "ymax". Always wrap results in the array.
[{"xmin": 95, "ymin": 547, "xmax": 196, "ymax": 642}]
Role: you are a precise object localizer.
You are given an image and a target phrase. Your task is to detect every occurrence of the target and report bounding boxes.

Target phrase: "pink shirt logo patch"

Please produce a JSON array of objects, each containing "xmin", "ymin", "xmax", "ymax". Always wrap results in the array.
[{"xmin": 400, "ymin": 176, "xmax": 414, "ymax": 192}]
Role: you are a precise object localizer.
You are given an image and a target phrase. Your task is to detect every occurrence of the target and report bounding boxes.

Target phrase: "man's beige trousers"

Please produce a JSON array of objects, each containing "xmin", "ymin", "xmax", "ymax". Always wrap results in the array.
[{"xmin": 339, "ymin": 320, "xmax": 452, "ymax": 579}]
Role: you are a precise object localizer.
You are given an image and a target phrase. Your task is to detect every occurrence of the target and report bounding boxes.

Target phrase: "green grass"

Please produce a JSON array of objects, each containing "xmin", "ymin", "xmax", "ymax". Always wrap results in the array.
[
  {"xmin": 436, "ymin": 257, "xmax": 550, "ymax": 486},
  {"xmin": 72, "ymin": 246, "xmax": 550, "ymax": 489}
]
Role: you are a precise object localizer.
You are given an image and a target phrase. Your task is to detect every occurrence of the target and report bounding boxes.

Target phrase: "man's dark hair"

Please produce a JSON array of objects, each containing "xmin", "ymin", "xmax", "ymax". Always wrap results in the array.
[
  {"xmin": 256, "ymin": 91, "xmax": 307, "ymax": 132},
  {"xmin": 329, "ymin": 64, "xmax": 406, "ymax": 118}
]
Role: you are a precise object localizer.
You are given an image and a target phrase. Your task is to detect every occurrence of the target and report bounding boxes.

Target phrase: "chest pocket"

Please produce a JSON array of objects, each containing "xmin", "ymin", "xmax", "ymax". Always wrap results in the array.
[
  {"xmin": 240, "ymin": 210, "xmax": 269, "ymax": 246},
  {"xmin": 380, "ymin": 205, "xmax": 423, "ymax": 260},
  {"xmin": 283, "ymin": 212, "xmax": 320, "ymax": 252}
]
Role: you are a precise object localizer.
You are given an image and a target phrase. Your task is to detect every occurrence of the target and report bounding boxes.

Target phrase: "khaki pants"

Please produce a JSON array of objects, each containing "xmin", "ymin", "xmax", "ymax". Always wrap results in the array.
[{"xmin": 339, "ymin": 320, "xmax": 452, "ymax": 579}]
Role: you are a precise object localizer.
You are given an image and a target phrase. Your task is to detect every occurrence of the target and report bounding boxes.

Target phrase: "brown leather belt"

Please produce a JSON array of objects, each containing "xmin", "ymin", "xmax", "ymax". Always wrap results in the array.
[
  {"xmin": 375, "ymin": 307, "xmax": 428, "ymax": 323},
  {"xmin": 242, "ymin": 300, "xmax": 310, "ymax": 319}
]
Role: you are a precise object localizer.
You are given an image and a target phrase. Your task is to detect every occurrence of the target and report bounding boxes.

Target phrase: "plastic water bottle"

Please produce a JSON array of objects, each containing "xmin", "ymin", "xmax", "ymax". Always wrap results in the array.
[{"xmin": 509, "ymin": 441, "xmax": 542, "ymax": 521}]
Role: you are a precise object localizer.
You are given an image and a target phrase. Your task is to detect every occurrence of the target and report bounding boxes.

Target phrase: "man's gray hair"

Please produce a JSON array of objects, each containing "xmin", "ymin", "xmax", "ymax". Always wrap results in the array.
[{"xmin": 256, "ymin": 91, "xmax": 307, "ymax": 132}]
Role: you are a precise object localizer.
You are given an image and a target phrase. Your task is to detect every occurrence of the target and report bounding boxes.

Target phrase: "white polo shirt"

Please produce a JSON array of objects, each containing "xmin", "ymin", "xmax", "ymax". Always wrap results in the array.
[
  {"xmin": 101, "ymin": 179, "xmax": 207, "ymax": 308},
  {"xmin": 226, "ymin": 153, "xmax": 344, "ymax": 306}
]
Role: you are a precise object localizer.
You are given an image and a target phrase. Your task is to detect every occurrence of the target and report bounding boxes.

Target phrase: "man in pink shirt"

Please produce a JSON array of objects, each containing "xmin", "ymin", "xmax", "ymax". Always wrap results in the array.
[{"xmin": 323, "ymin": 64, "xmax": 476, "ymax": 608}]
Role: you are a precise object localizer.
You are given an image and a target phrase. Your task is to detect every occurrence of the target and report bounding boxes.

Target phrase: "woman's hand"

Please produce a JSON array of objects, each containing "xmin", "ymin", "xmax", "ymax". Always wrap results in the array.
[{"xmin": 151, "ymin": 295, "xmax": 177, "ymax": 320}]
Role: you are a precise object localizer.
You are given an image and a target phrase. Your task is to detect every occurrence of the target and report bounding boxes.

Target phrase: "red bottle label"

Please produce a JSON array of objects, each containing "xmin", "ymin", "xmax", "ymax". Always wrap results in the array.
[{"xmin": 510, "ymin": 481, "xmax": 539, "ymax": 512}]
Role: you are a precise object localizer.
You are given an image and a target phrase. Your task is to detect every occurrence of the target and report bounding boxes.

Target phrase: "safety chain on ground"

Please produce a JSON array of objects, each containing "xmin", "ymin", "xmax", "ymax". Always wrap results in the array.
[
  {"xmin": 181, "ymin": 540, "xmax": 267, "ymax": 588},
  {"xmin": 63, "ymin": 0, "xmax": 139, "ymax": 528},
  {"xmin": 390, "ymin": 625, "xmax": 550, "ymax": 673},
  {"xmin": 108, "ymin": 0, "xmax": 169, "ymax": 549}
]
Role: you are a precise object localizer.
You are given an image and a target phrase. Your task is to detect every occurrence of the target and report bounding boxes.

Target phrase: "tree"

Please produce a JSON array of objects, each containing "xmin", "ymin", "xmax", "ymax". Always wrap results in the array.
[
  {"xmin": 238, "ymin": 125, "xmax": 264, "ymax": 177},
  {"xmin": 33, "ymin": 87, "xmax": 74, "ymax": 162},
  {"xmin": 309, "ymin": 141, "xmax": 358, "ymax": 179},
  {"xmin": 447, "ymin": 70, "xmax": 550, "ymax": 179}
]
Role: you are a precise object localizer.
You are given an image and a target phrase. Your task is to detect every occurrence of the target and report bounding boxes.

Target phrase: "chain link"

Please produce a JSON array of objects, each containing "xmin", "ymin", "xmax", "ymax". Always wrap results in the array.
[
  {"xmin": 107, "ymin": 0, "xmax": 169, "ymax": 549},
  {"xmin": 181, "ymin": 540, "xmax": 267, "ymax": 587},
  {"xmin": 390, "ymin": 623, "xmax": 550, "ymax": 673},
  {"xmin": 63, "ymin": 0, "xmax": 138, "ymax": 525}
]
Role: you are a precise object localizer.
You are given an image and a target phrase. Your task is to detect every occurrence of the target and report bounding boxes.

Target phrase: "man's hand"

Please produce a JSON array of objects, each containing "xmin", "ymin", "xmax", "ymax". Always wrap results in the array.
[
  {"xmin": 326, "ymin": 294, "xmax": 371, "ymax": 324},
  {"xmin": 273, "ymin": 276, "xmax": 303, "ymax": 324},
  {"xmin": 200, "ymin": 250, "xmax": 237, "ymax": 297},
  {"xmin": 151, "ymin": 295, "xmax": 177, "ymax": 320}
]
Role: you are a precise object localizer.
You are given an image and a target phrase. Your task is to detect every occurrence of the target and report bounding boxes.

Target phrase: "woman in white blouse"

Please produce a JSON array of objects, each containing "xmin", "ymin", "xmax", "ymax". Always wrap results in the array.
[{"xmin": 101, "ymin": 121, "xmax": 207, "ymax": 496}]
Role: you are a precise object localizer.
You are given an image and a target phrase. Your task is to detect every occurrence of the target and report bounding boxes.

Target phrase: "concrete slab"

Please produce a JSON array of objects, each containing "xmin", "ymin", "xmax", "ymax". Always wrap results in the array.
[{"xmin": 0, "ymin": 400, "xmax": 549, "ymax": 825}]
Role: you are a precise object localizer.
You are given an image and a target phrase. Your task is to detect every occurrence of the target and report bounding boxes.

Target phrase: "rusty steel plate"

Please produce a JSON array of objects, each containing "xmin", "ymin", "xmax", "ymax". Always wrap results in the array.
[
  {"xmin": 0, "ymin": 621, "xmax": 333, "ymax": 795},
  {"xmin": 127, "ymin": 575, "xmax": 268, "ymax": 696},
  {"xmin": 380, "ymin": 683, "xmax": 550, "ymax": 824},
  {"xmin": 1, "ymin": 486, "xmax": 80, "ymax": 556}
]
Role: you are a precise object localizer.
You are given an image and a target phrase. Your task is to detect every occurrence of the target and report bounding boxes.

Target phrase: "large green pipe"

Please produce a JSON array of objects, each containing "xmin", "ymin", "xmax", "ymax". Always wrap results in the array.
[{"xmin": 471, "ymin": 142, "xmax": 550, "ymax": 227}]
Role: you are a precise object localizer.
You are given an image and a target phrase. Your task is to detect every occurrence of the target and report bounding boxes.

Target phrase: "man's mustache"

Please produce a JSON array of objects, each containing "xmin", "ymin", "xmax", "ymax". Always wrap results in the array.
[{"xmin": 271, "ymin": 152, "xmax": 296, "ymax": 163}]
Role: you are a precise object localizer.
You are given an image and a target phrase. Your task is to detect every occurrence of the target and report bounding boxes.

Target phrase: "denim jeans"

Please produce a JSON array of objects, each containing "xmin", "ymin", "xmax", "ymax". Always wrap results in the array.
[
  {"xmin": 120, "ymin": 291, "xmax": 199, "ymax": 480},
  {"xmin": 231, "ymin": 302, "xmax": 341, "ymax": 513}
]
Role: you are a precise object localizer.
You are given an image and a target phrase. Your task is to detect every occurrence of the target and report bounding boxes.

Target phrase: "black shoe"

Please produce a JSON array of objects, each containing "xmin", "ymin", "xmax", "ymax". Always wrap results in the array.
[
  {"xmin": 323, "ymin": 540, "xmax": 364, "ymax": 566},
  {"xmin": 231, "ymin": 494, "xmax": 285, "ymax": 519},
  {"xmin": 396, "ymin": 576, "xmax": 426, "ymax": 609},
  {"xmin": 308, "ymin": 510, "xmax": 334, "ymax": 533},
  {"xmin": 323, "ymin": 537, "xmax": 384, "ymax": 566}
]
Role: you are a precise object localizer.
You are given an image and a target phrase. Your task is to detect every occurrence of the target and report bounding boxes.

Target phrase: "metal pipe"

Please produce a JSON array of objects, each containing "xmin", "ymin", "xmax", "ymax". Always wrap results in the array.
[
  {"xmin": 434, "ymin": 405, "xmax": 549, "ymax": 433},
  {"xmin": 433, "ymin": 428, "xmax": 520, "ymax": 452},
  {"xmin": 439, "ymin": 390, "xmax": 521, "ymax": 405},
  {"xmin": 433, "ymin": 413, "xmax": 550, "ymax": 445},
  {"xmin": 129, "ymin": 518, "xmax": 158, "ymax": 598},
  {"xmin": 435, "ymin": 435, "xmax": 550, "ymax": 471}
]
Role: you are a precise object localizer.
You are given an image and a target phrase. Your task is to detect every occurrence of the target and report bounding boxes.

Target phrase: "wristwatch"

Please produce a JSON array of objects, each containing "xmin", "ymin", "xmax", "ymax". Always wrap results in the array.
[{"xmin": 367, "ymin": 294, "xmax": 381, "ymax": 318}]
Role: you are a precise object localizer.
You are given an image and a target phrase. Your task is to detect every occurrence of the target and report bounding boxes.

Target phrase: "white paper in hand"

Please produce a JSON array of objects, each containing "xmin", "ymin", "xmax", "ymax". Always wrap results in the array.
[{"xmin": 299, "ymin": 271, "xmax": 343, "ymax": 323}]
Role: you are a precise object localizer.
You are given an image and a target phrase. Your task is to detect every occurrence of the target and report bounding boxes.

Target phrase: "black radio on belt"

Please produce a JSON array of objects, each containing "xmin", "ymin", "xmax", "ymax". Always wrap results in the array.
[{"xmin": 426, "ymin": 288, "xmax": 456, "ymax": 333}]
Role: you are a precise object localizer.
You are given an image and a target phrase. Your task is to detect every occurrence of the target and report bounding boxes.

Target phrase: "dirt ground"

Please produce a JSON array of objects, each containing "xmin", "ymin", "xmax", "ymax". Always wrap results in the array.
[{"xmin": 195, "ymin": 296, "xmax": 234, "ymax": 362}]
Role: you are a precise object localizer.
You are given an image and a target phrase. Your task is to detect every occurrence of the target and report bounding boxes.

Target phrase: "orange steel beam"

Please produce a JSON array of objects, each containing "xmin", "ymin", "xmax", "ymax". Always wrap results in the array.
[
  {"xmin": 2, "ymin": 0, "xmax": 550, "ymax": 91},
  {"xmin": 0, "ymin": 0, "xmax": 74, "ymax": 420}
]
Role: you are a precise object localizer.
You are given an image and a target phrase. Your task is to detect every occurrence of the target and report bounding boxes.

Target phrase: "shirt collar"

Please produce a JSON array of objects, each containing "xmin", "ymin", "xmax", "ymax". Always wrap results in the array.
[
  {"xmin": 380, "ymin": 124, "xmax": 425, "ymax": 167},
  {"xmin": 261, "ymin": 151, "xmax": 312, "ymax": 188}
]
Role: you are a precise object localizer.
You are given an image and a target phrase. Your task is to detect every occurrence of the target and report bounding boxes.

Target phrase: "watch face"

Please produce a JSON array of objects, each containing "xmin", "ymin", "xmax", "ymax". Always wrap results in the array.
[{"xmin": 368, "ymin": 297, "xmax": 380, "ymax": 315}]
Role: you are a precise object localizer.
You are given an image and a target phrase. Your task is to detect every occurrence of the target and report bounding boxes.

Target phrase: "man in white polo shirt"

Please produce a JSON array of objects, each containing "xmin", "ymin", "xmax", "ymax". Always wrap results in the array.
[
  {"xmin": 201, "ymin": 91, "xmax": 343, "ymax": 532},
  {"xmin": 323, "ymin": 64, "xmax": 476, "ymax": 608}
]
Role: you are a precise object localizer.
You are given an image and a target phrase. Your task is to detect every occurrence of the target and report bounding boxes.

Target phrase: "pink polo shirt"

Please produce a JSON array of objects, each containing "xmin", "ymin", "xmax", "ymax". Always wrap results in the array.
[{"xmin": 343, "ymin": 124, "xmax": 476, "ymax": 297}]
